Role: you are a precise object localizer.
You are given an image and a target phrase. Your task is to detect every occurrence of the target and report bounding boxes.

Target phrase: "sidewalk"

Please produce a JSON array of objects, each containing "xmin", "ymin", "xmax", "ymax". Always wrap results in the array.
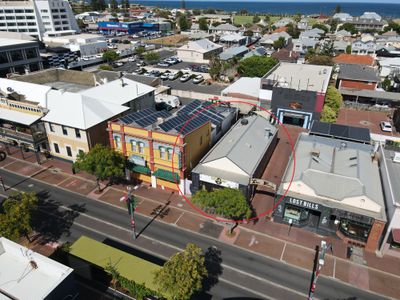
[{"xmin": 1, "ymin": 146, "xmax": 400, "ymax": 299}]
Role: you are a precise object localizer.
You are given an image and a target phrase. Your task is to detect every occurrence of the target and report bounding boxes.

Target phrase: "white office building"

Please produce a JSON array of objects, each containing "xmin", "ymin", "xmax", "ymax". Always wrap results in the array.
[{"xmin": 0, "ymin": 0, "xmax": 79, "ymax": 41}]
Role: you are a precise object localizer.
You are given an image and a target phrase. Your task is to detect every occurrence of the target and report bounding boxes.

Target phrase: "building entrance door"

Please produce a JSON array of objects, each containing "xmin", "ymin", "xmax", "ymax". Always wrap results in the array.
[{"xmin": 307, "ymin": 210, "xmax": 321, "ymax": 231}]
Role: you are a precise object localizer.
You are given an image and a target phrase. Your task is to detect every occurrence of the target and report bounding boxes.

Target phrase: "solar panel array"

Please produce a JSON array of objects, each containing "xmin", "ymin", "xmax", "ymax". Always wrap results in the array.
[
  {"xmin": 177, "ymin": 100, "xmax": 225, "ymax": 126},
  {"xmin": 119, "ymin": 108, "xmax": 171, "ymax": 127},
  {"xmin": 158, "ymin": 113, "xmax": 210, "ymax": 135},
  {"xmin": 310, "ymin": 121, "xmax": 371, "ymax": 144}
]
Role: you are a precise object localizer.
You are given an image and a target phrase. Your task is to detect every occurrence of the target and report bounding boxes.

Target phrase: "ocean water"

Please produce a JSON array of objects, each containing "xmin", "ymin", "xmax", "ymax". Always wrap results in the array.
[{"xmin": 131, "ymin": 1, "xmax": 400, "ymax": 18}]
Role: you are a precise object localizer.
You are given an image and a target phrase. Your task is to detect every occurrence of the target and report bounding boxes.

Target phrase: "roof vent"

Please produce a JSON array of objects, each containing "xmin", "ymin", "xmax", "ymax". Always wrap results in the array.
[
  {"xmin": 339, "ymin": 142, "xmax": 347, "ymax": 150},
  {"xmin": 245, "ymin": 143, "xmax": 252, "ymax": 148},
  {"xmin": 311, "ymin": 149, "xmax": 320, "ymax": 157},
  {"xmin": 241, "ymin": 118, "xmax": 249, "ymax": 125}
]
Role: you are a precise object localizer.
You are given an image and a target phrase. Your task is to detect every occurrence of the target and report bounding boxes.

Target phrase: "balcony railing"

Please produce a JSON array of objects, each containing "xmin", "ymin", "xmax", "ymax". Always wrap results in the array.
[{"xmin": 0, "ymin": 127, "xmax": 47, "ymax": 145}]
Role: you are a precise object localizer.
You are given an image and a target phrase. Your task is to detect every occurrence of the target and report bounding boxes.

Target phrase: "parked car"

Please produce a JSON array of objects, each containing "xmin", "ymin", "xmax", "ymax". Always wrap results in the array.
[
  {"xmin": 150, "ymin": 70, "xmax": 161, "ymax": 77},
  {"xmin": 112, "ymin": 61, "xmax": 124, "ymax": 67},
  {"xmin": 136, "ymin": 61, "xmax": 146, "ymax": 67},
  {"xmin": 160, "ymin": 71, "xmax": 171, "ymax": 80},
  {"xmin": 193, "ymin": 74, "xmax": 204, "ymax": 84},
  {"xmin": 168, "ymin": 72, "xmax": 180, "ymax": 80},
  {"xmin": 128, "ymin": 56, "xmax": 136, "ymax": 62},
  {"xmin": 155, "ymin": 102, "xmax": 173, "ymax": 111},
  {"xmin": 155, "ymin": 94, "xmax": 180, "ymax": 108},
  {"xmin": 157, "ymin": 61, "xmax": 170, "ymax": 67},
  {"xmin": 180, "ymin": 73, "xmax": 192, "ymax": 82},
  {"xmin": 380, "ymin": 121, "xmax": 393, "ymax": 132},
  {"xmin": 181, "ymin": 67, "xmax": 192, "ymax": 73}
]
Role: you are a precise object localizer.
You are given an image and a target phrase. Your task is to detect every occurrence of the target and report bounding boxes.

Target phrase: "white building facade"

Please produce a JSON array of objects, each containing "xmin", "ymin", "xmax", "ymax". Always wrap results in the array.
[{"xmin": 0, "ymin": 0, "xmax": 79, "ymax": 41}]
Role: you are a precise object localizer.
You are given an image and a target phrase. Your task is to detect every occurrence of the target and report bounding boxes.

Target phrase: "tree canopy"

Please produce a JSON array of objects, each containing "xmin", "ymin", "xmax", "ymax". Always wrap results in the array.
[
  {"xmin": 321, "ymin": 86, "xmax": 343, "ymax": 123},
  {"xmin": 273, "ymin": 36, "xmax": 286, "ymax": 50},
  {"xmin": 338, "ymin": 23, "xmax": 357, "ymax": 35},
  {"xmin": 307, "ymin": 54, "xmax": 334, "ymax": 66},
  {"xmin": 144, "ymin": 51, "xmax": 160, "ymax": 63},
  {"xmin": 91, "ymin": 0, "xmax": 106, "ymax": 11},
  {"xmin": 237, "ymin": 56, "xmax": 278, "ymax": 77},
  {"xmin": 178, "ymin": 14, "xmax": 191, "ymax": 31},
  {"xmin": 253, "ymin": 15, "xmax": 261, "ymax": 24},
  {"xmin": 154, "ymin": 243, "xmax": 207, "ymax": 300},
  {"xmin": 0, "ymin": 192, "xmax": 38, "ymax": 241},
  {"xmin": 286, "ymin": 23, "xmax": 300, "ymax": 38},
  {"xmin": 102, "ymin": 50, "xmax": 119, "ymax": 63},
  {"xmin": 209, "ymin": 56, "xmax": 223, "ymax": 80},
  {"xmin": 320, "ymin": 40, "xmax": 335, "ymax": 57},
  {"xmin": 312, "ymin": 23, "xmax": 329, "ymax": 34},
  {"xmin": 74, "ymin": 144, "xmax": 126, "ymax": 191},
  {"xmin": 192, "ymin": 188, "xmax": 252, "ymax": 223},
  {"xmin": 243, "ymin": 30, "xmax": 254, "ymax": 37},
  {"xmin": 198, "ymin": 18, "xmax": 208, "ymax": 31}
]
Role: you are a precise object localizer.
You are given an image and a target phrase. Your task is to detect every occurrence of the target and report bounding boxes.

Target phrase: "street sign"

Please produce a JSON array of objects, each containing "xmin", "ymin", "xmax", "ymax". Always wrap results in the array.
[{"xmin": 249, "ymin": 178, "xmax": 277, "ymax": 191}]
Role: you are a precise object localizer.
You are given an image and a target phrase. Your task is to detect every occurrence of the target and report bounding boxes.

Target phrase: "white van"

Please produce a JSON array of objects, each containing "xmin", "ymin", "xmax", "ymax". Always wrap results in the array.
[{"xmin": 155, "ymin": 94, "xmax": 180, "ymax": 108}]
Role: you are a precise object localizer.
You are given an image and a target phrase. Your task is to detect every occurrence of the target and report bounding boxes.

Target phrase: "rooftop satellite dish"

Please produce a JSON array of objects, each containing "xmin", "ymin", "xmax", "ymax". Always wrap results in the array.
[{"xmin": 7, "ymin": 87, "xmax": 14, "ymax": 93}]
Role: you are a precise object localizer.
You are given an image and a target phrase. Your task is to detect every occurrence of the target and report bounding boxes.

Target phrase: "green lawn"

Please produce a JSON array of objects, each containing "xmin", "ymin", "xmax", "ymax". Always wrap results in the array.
[
  {"xmin": 233, "ymin": 15, "xmax": 254, "ymax": 25},
  {"xmin": 70, "ymin": 236, "xmax": 161, "ymax": 291}
]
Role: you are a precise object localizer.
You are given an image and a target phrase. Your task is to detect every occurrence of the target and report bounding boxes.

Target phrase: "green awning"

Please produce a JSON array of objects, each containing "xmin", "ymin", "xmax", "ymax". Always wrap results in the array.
[
  {"xmin": 131, "ymin": 165, "xmax": 151, "ymax": 175},
  {"xmin": 153, "ymin": 169, "xmax": 180, "ymax": 183}
]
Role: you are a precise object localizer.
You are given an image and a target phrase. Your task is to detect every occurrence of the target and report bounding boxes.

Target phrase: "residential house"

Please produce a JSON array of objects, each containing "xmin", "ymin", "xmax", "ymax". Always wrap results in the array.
[
  {"xmin": 376, "ymin": 45, "xmax": 400, "ymax": 58},
  {"xmin": 337, "ymin": 64, "xmax": 380, "ymax": 91},
  {"xmin": 351, "ymin": 40, "xmax": 377, "ymax": 55},
  {"xmin": 243, "ymin": 46, "xmax": 267, "ymax": 59},
  {"xmin": 193, "ymin": 14, "xmax": 232, "ymax": 24},
  {"xmin": 273, "ymin": 18, "xmax": 295, "ymax": 28},
  {"xmin": 333, "ymin": 13, "xmax": 353, "ymax": 22},
  {"xmin": 259, "ymin": 32, "xmax": 291, "ymax": 49},
  {"xmin": 348, "ymin": 17, "xmax": 387, "ymax": 32},
  {"xmin": 260, "ymin": 63, "xmax": 333, "ymax": 129},
  {"xmin": 271, "ymin": 48, "xmax": 299, "ymax": 63},
  {"xmin": 108, "ymin": 100, "xmax": 237, "ymax": 193},
  {"xmin": 219, "ymin": 33, "xmax": 249, "ymax": 46},
  {"xmin": 360, "ymin": 12, "xmax": 382, "ymax": 22},
  {"xmin": 208, "ymin": 23, "xmax": 239, "ymax": 35},
  {"xmin": 274, "ymin": 131, "xmax": 386, "ymax": 252},
  {"xmin": 0, "ymin": 34, "xmax": 43, "ymax": 77},
  {"xmin": 292, "ymin": 38, "xmax": 318, "ymax": 55},
  {"xmin": 335, "ymin": 29, "xmax": 352, "ymax": 42},
  {"xmin": 377, "ymin": 57, "xmax": 400, "ymax": 79},
  {"xmin": 191, "ymin": 114, "xmax": 278, "ymax": 200},
  {"xmin": 297, "ymin": 18, "xmax": 311, "ymax": 31},
  {"xmin": 299, "ymin": 28, "xmax": 324, "ymax": 40},
  {"xmin": 219, "ymin": 46, "xmax": 249, "ymax": 61},
  {"xmin": 333, "ymin": 41, "xmax": 351, "ymax": 54},
  {"xmin": 333, "ymin": 53, "xmax": 375, "ymax": 66},
  {"xmin": 177, "ymin": 39, "xmax": 223, "ymax": 63}
]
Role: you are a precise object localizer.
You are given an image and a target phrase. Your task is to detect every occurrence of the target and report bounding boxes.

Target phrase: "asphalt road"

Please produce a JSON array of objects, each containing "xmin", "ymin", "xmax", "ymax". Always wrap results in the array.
[{"xmin": 0, "ymin": 169, "xmax": 390, "ymax": 300}]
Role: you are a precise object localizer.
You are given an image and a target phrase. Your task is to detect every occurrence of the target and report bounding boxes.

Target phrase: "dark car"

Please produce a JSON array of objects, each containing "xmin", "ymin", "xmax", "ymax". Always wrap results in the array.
[{"xmin": 155, "ymin": 102, "xmax": 173, "ymax": 111}]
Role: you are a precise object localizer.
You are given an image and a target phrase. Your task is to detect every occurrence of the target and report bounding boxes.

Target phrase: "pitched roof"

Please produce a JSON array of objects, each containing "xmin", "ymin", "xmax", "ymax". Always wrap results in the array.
[
  {"xmin": 272, "ymin": 26, "xmax": 288, "ymax": 33},
  {"xmin": 178, "ymin": 39, "xmax": 222, "ymax": 53},
  {"xmin": 209, "ymin": 23, "xmax": 239, "ymax": 31},
  {"xmin": 219, "ymin": 45, "xmax": 249, "ymax": 60},
  {"xmin": 42, "ymin": 90, "xmax": 129, "ymax": 129},
  {"xmin": 333, "ymin": 54, "xmax": 375, "ymax": 66},
  {"xmin": 271, "ymin": 48, "xmax": 299, "ymax": 62},
  {"xmin": 221, "ymin": 77, "xmax": 261, "ymax": 99},
  {"xmin": 338, "ymin": 64, "xmax": 379, "ymax": 82}
]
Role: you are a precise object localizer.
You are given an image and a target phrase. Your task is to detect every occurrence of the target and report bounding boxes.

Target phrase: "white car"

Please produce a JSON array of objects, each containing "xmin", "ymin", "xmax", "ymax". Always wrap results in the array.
[
  {"xmin": 168, "ymin": 72, "xmax": 180, "ymax": 80},
  {"xmin": 193, "ymin": 75, "xmax": 204, "ymax": 84},
  {"xmin": 180, "ymin": 73, "xmax": 191, "ymax": 82},
  {"xmin": 128, "ymin": 56, "xmax": 136, "ymax": 62},
  {"xmin": 160, "ymin": 71, "xmax": 170, "ymax": 80},
  {"xmin": 380, "ymin": 121, "xmax": 393, "ymax": 132}
]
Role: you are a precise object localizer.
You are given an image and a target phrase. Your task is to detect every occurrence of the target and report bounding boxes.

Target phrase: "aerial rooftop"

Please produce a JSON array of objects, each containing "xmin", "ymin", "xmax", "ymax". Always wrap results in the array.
[{"xmin": 263, "ymin": 62, "xmax": 332, "ymax": 93}]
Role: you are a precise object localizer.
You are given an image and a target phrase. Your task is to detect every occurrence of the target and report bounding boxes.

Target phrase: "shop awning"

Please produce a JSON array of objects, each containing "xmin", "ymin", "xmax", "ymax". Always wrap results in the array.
[
  {"xmin": 392, "ymin": 229, "xmax": 400, "ymax": 244},
  {"xmin": 131, "ymin": 165, "xmax": 151, "ymax": 175},
  {"xmin": 153, "ymin": 169, "xmax": 180, "ymax": 183}
]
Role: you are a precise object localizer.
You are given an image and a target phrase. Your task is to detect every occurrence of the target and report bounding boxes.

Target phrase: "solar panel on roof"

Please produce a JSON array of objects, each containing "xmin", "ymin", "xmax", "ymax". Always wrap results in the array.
[{"xmin": 310, "ymin": 121, "xmax": 370, "ymax": 143}]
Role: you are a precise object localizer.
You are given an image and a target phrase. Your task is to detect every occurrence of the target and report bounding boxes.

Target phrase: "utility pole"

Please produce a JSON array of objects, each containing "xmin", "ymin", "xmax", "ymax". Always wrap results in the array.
[
  {"xmin": 309, "ymin": 240, "xmax": 333, "ymax": 300},
  {"xmin": 121, "ymin": 186, "xmax": 138, "ymax": 240}
]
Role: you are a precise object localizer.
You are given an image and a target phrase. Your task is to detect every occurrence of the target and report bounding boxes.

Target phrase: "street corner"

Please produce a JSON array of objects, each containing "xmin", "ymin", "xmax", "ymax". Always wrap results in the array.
[
  {"xmin": 135, "ymin": 198, "xmax": 181, "ymax": 224},
  {"xmin": 3, "ymin": 160, "xmax": 43, "ymax": 177},
  {"xmin": 58, "ymin": 177, "xmax": 97, "ymax": 195},
  {"xmin": 282, "ymin": 243, "xmax": 334, "ymax": 275},
  {"xmin": 32, "ymin": 169, "xmax": 69, "ymax": 185},
  {"xmin": 234, "ymin": 231, "xmax": 285, "ymax": 260}
]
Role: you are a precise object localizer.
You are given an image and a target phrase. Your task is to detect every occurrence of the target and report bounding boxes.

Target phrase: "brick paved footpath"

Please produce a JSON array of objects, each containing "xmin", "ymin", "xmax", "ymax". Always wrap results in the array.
[{"xmin": 1, "ymin": 147, "xmax": 400, "ymax": 299}]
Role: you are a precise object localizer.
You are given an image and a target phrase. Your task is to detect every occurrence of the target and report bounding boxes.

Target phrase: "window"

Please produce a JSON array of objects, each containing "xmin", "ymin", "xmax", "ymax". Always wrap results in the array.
[
  {"xmin": 66, "ymin": 146, "xmax": 72, "ymax": 157},
  {"xmin": 25, "ymin": 9, "xmax": 34, "ymax": 13},
  {"xmin": 25, "ymin": 48, "xmax": 38, "ymax": 59},
  {"xmin": 62, "ymin": 126, "xmax": 67, "ymax": 135},
  {"xmin": 167, "ymin": 148, "xmax": 173, "ymax": 161},
  {"xmin": 138, "ymin": 142, "xmax": 144, "ymax": 154},
  {"xmin": 114, "ymin": 136, "xmax": 121, "ymax": 149},
  {"xmin": 49, "ymin": 123, "xmax": 54, "ymax": 132},
  {"xmin": 130, "ymin": 141, "xmax": 137, "ymax": 152},
  {"xmin": 78, "ymin": 149, "xmax": 84, "ymax": 156},
  {"xmin": 160, "ymin": 147, "xmax": 166, "ymax": 159},
  {"xmin": 10, "ymin": 50, "xmax": 23, "ymax": 62},
  {"xmin": 54, "ymin": 143, "xmax": 60, "ymax": 153},
  {"xmin": 0, "ymin": 52, "xmax": 8, "ymax": 64},
  {"xmin": 75, "ymin": 128, "xmax": 81, "ymax": 138},
  {"xmin": 41, "ymin": 9, "xmax": 49, "ymax": 13}
]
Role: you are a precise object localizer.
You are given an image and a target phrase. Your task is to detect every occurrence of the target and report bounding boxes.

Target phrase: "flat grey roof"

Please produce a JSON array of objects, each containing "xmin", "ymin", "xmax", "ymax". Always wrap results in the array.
[
  {"xmin": 280, "ymin": 133, "xmax": 386, "ymax": 221},
  {"xmin": 382, "ymin": 148, "xmax": 400, "ymax": 206},
  {"xmin": 339, "ymin": 88, "xmax": 400, "ymax": 102},
  {"xmin": 193, "ymin": 114, "xmax": 277, "ymax": 185},
  {"xmin": 263, "ymin": 62, "xmax": 332, "ymax": 94},
  {"xmin": 44, "ymin": 81, "xmax": 92, "ymax": 93}
]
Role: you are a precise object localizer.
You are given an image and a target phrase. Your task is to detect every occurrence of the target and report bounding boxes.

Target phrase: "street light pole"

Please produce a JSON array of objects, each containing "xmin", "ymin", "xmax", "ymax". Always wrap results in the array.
[
  {"xmin": 308, "ymin": 240, "xmax": 333, "ymax": 300},
  {"xmin": 121, "ymin": 186, "xmax": 138, "ymax": 240}
]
